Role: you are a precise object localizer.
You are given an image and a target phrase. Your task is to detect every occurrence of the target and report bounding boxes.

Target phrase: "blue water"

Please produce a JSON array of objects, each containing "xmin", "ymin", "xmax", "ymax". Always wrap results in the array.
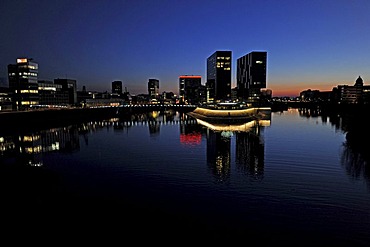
[{"xmin": 1, "ymin": 108, "xmax": 369, "ymax": 245}]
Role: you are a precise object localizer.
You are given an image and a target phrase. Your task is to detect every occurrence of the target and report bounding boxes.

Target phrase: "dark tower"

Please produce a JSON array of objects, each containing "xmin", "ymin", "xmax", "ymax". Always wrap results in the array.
[
  {"xmin": 179, "ymin": 75, "xmax": 202, "ymax": 104},
  {"xmin": 206, "ymin": 51, "xmax": 232, "ymax": 103},
  {"xmin": 112, "ymin": 81, "xmax": 123, "ymax": 95},
  {"xmin": 237, "ymin": 51, "xmax": 267, "ymax": 104},
  {"xmin": 148, "ymin": 78, "xmax": 159, "ymax": 100}
]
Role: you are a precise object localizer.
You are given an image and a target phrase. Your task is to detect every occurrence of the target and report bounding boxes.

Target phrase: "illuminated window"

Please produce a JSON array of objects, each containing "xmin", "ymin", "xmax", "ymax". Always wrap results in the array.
[
  {"xmin": 17, "ymin": 58, "xmax": 28, "ymax": 63},
  {"xmin": 256, "ymin": 61, "xmax": 263, "ymax": 64}
]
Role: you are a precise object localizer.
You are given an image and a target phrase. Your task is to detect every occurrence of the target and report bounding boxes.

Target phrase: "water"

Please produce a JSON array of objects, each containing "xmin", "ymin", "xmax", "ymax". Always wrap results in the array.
[{"xmin": 1, "ymin": 108, "xmax": 369, "ymax": 245}]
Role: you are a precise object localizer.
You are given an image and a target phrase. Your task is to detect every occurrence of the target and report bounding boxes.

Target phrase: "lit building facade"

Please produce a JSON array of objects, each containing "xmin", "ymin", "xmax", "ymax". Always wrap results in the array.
[
  {"xmin": 237, "ymin": 51, "xmax": 267, "ymax": 104},
  {"xmin": 179, "ymin": 75, "xmax": 202, "ymax": 104},
  {"xmin": 8, "ymin": 58, "xmax": 39, "ymax": 111},
  {"xmin": 206, "ymin": 51, "xmax": 232, "ymax": 103},
  {"xmin": 337, "ymin": 76, "xmax": 364, "ymax": 104},
  {"xmin": 148, "ymin": 78, "xmax": 159, "ymax": 100}
]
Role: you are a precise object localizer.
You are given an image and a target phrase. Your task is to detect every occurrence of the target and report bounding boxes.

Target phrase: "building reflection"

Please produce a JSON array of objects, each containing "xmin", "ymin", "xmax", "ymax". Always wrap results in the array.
[
  {"xmin": 194, "ymin": 117, "xmax": 271, "ymax": 183},
  {"xmin": 235, "ymin": 130, "xmax": 265, "ymax": 181},
  {"xmin": 0, "ymin": 110, "xmax": 271, "ymax": 183},
  {"xmin": 206, "ymin": 129, "xmax": 231, "ymax": 183},
  {"xmin": 118, "ymin": 109, "xmax": 183, "ymax": 135},
  {"xmin": 0, "ymin": 126, "xmax": 80, "ymax": 167},
  {"xmin": 179, "ymin": 113, "xmax": 203, "ymax": 146}
]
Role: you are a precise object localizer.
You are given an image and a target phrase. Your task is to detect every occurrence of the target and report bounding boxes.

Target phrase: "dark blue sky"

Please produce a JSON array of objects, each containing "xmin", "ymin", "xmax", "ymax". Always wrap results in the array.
[{"xmin": 1, "ymin": 0, "xmax": 369, "ymax": 96}]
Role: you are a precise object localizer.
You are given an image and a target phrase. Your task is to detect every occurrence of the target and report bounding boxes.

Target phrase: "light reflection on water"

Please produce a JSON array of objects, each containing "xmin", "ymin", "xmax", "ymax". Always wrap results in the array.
[{"xmin": 0, "ymin": 108, "xmax": 369, "ymax": 245}]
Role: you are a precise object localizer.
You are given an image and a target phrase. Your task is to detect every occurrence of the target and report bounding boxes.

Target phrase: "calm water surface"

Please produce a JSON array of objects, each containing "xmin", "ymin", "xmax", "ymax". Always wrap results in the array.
[{"xmin": 1, "ymin": 108, "xmax": 369, "ymax": 245}]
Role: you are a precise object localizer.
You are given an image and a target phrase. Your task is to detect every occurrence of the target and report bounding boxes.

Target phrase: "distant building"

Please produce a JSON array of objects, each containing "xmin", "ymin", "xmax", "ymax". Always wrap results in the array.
[
  {"xmin": 300, "ymin": 89, "xmax": 321, "ymax": 101},
  {"xmin": 7, "ymin": 58, "xmax": 39, "ymax": 111},
  {"xmin": 148, "ymin": 78, "xmax": 159, "ymax": 100},
  {"xmin": 336, "ymin": 76, "xmax": 363, "ymax": 104},
  {"xmin": 0, "ymin": 87, "xmax": 12, "ymax": 111},
  {"xmin": 162, "ymin": 91, "xmax": 175, "ymax": 104},
  {"xmin": 362, "ymin": 84, "xmax": 370, "ymax": 104},
  {"xmin": 179, "ymin": 75, "xmax": 202, "ymax": 104},
  {"xmin": 206, "ymin": 51, "xmax": 232, "ymax": 103},
  {"xmin": 237, "ymin": 51, "xmax": 267, "ymax": 104},
  {"xmin": 112, "ymin": 80, "xmax": 123, "ymax": 95},
  {"xmin": 54, "ymin": 78, "xmax": 77, "ymax": 106},
  {"xmin": 299, "ymin": 76, "xmax": 367, "ymax": 104},
  {"xmin": 38, "ymin": 80, "xmax": 69, "ymax": 106},
  {"xmin": 260, "ymin": 89, "xmax": 272, "ymax": 102}
]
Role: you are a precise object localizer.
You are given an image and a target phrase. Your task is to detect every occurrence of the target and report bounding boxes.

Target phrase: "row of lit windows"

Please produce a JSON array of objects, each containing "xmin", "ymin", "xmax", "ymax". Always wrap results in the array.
[
  {"xmin": 217, "ymin": 62, "xmax": 230, "ymax": 66},
  {"xmin": 217, "ymin": 57, "xmax": 231, "ymax": 60},
  {"xmin": 20, "ymin": 90, "xmax": 38, "ymax": 93},
  {"xmin": 17, "ymin": 64, "xmax": 38, "ymax": 70},
  {"xmin": 21, "ymin": 101, "xmax": 39, "ymax": 105},
  {"xmin": 23, "ymin": 146, "xmax": 42, "ymax": 154},
  {"xmin": 22, "ymin": 135, "xmax": 40, "ymax": 141},
  {"xmin": 39, "ymin": 86, "xmax": 57, "ymax": 91},
  {"xmin": 19, "ymin": 72, "xmax": 38, "ymax": 76}
]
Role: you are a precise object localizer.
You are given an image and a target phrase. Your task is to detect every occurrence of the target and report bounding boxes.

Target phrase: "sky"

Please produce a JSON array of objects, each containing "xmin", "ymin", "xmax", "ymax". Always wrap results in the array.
[{"xmin": 1, "ymin": 0, "xmax": 369, "ymax": 97}]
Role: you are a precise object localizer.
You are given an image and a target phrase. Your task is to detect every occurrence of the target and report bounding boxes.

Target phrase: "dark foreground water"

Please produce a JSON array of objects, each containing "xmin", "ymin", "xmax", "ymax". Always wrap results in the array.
[{"xmin": 1, "ymin": 108, "xmax": 369, "ymax": 245}]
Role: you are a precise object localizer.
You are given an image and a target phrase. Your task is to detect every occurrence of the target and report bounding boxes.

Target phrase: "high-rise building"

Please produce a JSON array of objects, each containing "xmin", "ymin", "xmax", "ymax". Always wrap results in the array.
[
  {"xmin": 8, "ymin": 58, "xmax": 39, "ymax": 111},
  {"xmin": 237, "ymin": 51, "xmax": 267, "ymax": 104},
  {"xmin": 179, "ymin": 75, "xmax": 202, "ymax": 104},
  {"xmin": 206, "ymin": 51, "xmax": 232, "ymax": 103},
  {"xmin": 148, "ymin": 78, "xmax": 159, "ymax": 100},
  {"xmin": 112, "ymin": 81, "xmax": 123, "ymax": 95}
]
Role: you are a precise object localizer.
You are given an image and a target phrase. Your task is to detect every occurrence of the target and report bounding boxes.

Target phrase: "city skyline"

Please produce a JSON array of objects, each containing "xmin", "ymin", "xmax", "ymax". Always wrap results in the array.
[{"xmin": 1, "ymin": 0, "xmax": 369, "ymax": 97}]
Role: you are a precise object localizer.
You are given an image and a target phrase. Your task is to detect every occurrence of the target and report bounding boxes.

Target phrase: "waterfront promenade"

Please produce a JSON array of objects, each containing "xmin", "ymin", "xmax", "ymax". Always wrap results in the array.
[
  {"xmin": 0, "ymin": 104, "xmax": 197, "ymax": 132},
  {"xmin": 0, "ymin": 107, "xmax": 118, "ymax": 132}
]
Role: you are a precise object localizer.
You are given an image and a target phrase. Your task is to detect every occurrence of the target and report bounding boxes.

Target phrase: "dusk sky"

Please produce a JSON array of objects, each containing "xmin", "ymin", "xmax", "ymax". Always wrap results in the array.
[{"xmin": 1, "ymin": 0, "xmax": 369, "ymax": 97}]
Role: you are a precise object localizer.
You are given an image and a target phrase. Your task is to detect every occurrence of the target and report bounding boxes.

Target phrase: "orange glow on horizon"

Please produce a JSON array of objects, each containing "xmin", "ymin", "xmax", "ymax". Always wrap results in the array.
[
  {"xmin": 269, "ymin": 83, "xmax": 336, "ymax": 97},
  {"xmin": 179, "ymin": 75, "xmax": 201, "ymax": 79}
]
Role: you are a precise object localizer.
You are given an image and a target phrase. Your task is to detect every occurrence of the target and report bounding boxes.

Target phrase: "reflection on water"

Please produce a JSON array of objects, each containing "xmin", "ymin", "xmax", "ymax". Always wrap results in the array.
[
  {"xmin": 1, "ymin": 108, "xmax": 370, "ymax": 245},
  {"xmin": 201, "ymin": 119, "xmax": 270, "ymax": 183},
  {"xmin": 1, "ymin": 108, "xmax": 369, "ymax": 186},
  {"xmin": 0, "ymin": 126, "xmax": 80, "ymax": 167},
  {"xmin": 297, "ymin": 107, "xmax": 370, "ymax": 185}
]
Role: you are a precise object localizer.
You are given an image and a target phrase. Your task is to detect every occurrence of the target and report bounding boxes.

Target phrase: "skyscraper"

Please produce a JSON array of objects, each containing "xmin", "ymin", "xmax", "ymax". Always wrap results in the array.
[
  {"xmin": 179, "ymin": 75, "xmax": 202, "ymax": 104},
  {"xmin": 206, "ymin": 51, "xmax": 232, "ymax": 103},
  {"xmin": 148, "ymin": 78, "xmax": 159, "ymax": 100},
  {"xmin": 237, "ymin": 51, "xmax": 267, "ymax": 104},
  {"xmin": 8, "ymin": 58, "xmax": 39, "ymax": 111},
  {"xmin": 112, "ymin": 81, "xmax": 123, "ymax": 95}
]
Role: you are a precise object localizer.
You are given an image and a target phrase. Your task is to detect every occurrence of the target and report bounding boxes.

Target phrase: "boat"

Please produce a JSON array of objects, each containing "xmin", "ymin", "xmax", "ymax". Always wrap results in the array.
[{"xmin": 186, "ymin": 102, "xmax": 271, "ymax": 124}]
